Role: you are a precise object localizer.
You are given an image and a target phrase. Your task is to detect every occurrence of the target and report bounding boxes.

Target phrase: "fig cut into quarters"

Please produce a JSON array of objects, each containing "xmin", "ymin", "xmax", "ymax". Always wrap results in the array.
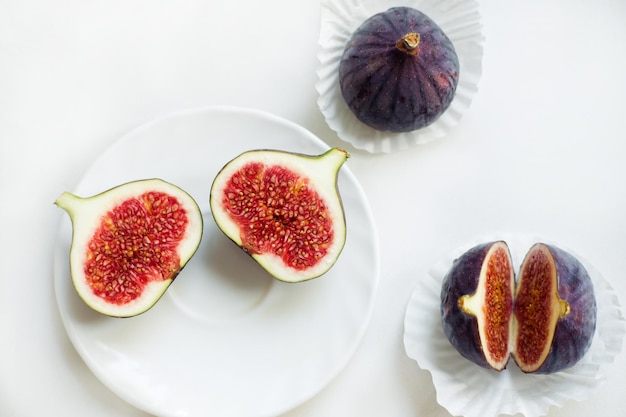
[
  {"xmin": 55, "ymin": 179, "xmax": 203, "ymax": 318},
  {"xmin": 441, "ymin": 241, "xmax": 597, "ymax": 374},
  {"xmin": 209, "ymin": 148, "xmax": 349, "ymax": 283}
]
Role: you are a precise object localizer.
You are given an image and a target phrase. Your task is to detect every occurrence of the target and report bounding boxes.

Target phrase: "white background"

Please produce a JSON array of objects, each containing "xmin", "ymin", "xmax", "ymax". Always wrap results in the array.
[{"xmin": 1, "ymin": 0, "xmax": 625, "ymax": 416}]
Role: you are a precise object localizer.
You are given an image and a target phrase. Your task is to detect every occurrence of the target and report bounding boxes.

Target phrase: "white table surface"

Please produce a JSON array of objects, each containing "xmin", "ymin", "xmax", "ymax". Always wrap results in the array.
[{"xmin": 2, "ymin": 0, "xmax": 625, "ymax": 416}]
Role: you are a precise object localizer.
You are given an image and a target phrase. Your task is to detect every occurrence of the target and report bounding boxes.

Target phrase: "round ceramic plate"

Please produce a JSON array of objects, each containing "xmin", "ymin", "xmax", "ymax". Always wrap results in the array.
[
  {"xmin": 403, "ymin": 235, "xmax": 625, "ymax": 417},
  {"xmin": 53, "ymin": 106, "xmax": 380, "ymax": 417}
]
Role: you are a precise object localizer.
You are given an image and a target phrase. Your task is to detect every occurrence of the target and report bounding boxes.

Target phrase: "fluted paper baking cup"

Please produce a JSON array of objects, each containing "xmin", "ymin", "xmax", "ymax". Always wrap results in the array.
[
  {"xmin": 403, "ymin": 235, "xmax": 625, "ymax": 417},
  {"xmin": 316, "ymin": 0, "xmax": 484, "ymax": 153}
]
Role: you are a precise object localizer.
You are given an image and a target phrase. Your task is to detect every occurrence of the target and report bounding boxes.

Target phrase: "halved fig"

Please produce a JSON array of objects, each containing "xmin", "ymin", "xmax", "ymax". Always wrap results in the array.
[
  {"xmin": 440, "ymin": 241, "xmax": 515, "ymax": 371},
  {"xmin": 440, "ymin": 241, "xmax": 597, "ymax": 374},
  {"xmin": 513, "ymin": 243, "xmax": 597, "ymax": 373},
  {"xmin": 55, "ymin": 179, "xmax": 203, "ymax": 317},
  {"xmin": 209, "ymin": 148, "xmax": 349, "ymax": 283}
]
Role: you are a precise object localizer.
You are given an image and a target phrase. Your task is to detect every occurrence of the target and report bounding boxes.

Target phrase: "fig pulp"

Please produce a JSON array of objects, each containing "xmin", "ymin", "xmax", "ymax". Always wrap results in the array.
[
  {"xmin": 440, "ymin": 241, "xmax": 515, "ymax": 371},
  {"xmin": 514, "ymin": 243, "xmax": 597, "ymax": 373},
  {"xmin": 440, "ymin": 241, "xmax": 597, "ymax": 373},
  {"xmin": 55, "ymin": 179, "xmax": 203, "ymax": 317},
  {"xmin": 339, "ymin": 7, "xmax": 459, "ymax": 133},
  {"xmin": 210, "ymin": 148, "xmax": 349, "ymax": 283}
]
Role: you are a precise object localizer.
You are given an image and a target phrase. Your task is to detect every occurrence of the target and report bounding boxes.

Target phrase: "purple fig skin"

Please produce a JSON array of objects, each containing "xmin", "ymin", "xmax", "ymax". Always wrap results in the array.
[
  {"xmin": 440, "ymin": 242, "xmax": 499, "ymax": 370},
  {"xmin": 339, "ymin": 7, "xmax": 459, "ymax": 133},
  {"xmin": 527, "ymin": 244, "xmax": 597, "ymax": 374}
]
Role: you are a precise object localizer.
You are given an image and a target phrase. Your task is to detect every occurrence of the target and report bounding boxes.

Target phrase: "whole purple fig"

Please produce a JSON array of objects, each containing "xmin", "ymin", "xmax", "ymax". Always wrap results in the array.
[{"xmin": 339, "ymin": 7, "xmax": 459, "ymax": 133}]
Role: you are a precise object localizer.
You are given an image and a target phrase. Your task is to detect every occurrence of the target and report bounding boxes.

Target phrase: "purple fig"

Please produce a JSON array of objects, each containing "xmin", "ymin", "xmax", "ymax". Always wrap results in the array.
[
  {"xmin": 339, "ymin": 7, "xmax": 459, "ymax": 133},
  {"xmin": 440, "ymin": 241, "xmax": 515, "ymax": 371},
  {"xmin": 440, "ymin": 241, "xmax": 597, "ymax": 374},
  {"xmin": 513, "ymin": 243, "xmax": 597, "ymax": 373}
]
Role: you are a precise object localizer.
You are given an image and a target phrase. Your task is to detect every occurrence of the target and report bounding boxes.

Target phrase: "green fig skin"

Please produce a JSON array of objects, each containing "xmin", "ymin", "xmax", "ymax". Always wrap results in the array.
[
  {"xmin": 209, "ymin": 148, "xmax": 349, "ymax": 283},
  {"xmin": 55, "ymin": 179, "xmax": 203, "ymax": 318}
]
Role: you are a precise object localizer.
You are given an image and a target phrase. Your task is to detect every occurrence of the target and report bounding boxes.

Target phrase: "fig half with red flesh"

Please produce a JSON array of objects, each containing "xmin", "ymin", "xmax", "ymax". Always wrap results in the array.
[
  {"xmin": 514, "ymin": 243, "xmax": 597, "ymax": 373},
  {"xmin": 440, "ymin": 241, "xmax": 597, "ymax": 373},
  {"xmin": 440, "ymin": 241, "xmax": 515, "ymax": 371},
  {"xmin": 55, "ymin": 179, "xmax": 204, "ymax": 317},
  {"xmin": 209, "ymin": 148, "xmax": 349, "ymax": 283}
]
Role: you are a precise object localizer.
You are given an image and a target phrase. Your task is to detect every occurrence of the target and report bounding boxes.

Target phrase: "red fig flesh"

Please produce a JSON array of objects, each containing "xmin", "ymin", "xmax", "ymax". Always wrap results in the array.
[
  {"xmin": 209, "ymin": 148, "xmax": 349, "ymax": 283},
  {"xmin": 440, "ymin": 241, "xmax": 597, "ymax": 373},
  {"xmin": 55, "ymin": 179, "xmax": 203, "ymax": 317}
]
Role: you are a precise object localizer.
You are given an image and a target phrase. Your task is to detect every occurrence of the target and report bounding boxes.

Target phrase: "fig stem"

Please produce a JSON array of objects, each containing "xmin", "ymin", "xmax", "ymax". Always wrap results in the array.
[
  {"xmin": 55, "ymin": 191, "xmax": 82, "ymax": 214},
  {"xmin": 457, "ymin": 294, "xmax": 475, "ymax": 315},
  {"xmin": 559, "ymin": 299, "xmax": 571, "ymax": 318},
  {"xmin": 320, "ymin": 147, "xmax": 350, "ymax": 169},
  {"xmin": 396, "ymin": 32, "xmax": 420, "ymax": 56}
]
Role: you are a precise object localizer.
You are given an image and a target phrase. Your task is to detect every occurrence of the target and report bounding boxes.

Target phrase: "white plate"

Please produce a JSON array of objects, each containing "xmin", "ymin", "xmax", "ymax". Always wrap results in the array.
[
  {"xmin": 404, "ymin": 235, "xmax": 625, "ymax": 417},
  {"xmin": 53, "ymin": 106, "xmax": 380, "ymax": 417}
]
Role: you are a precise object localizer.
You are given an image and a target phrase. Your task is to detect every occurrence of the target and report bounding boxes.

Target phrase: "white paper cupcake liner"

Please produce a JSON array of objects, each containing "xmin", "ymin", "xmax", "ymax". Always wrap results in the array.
[
  {"xmin": 316, "ymin": 0, "xmax": 485, "ymax": 153},
  {"xmin": 403, "ymin": 235, "xmax": 625, "ymax": 417}
]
